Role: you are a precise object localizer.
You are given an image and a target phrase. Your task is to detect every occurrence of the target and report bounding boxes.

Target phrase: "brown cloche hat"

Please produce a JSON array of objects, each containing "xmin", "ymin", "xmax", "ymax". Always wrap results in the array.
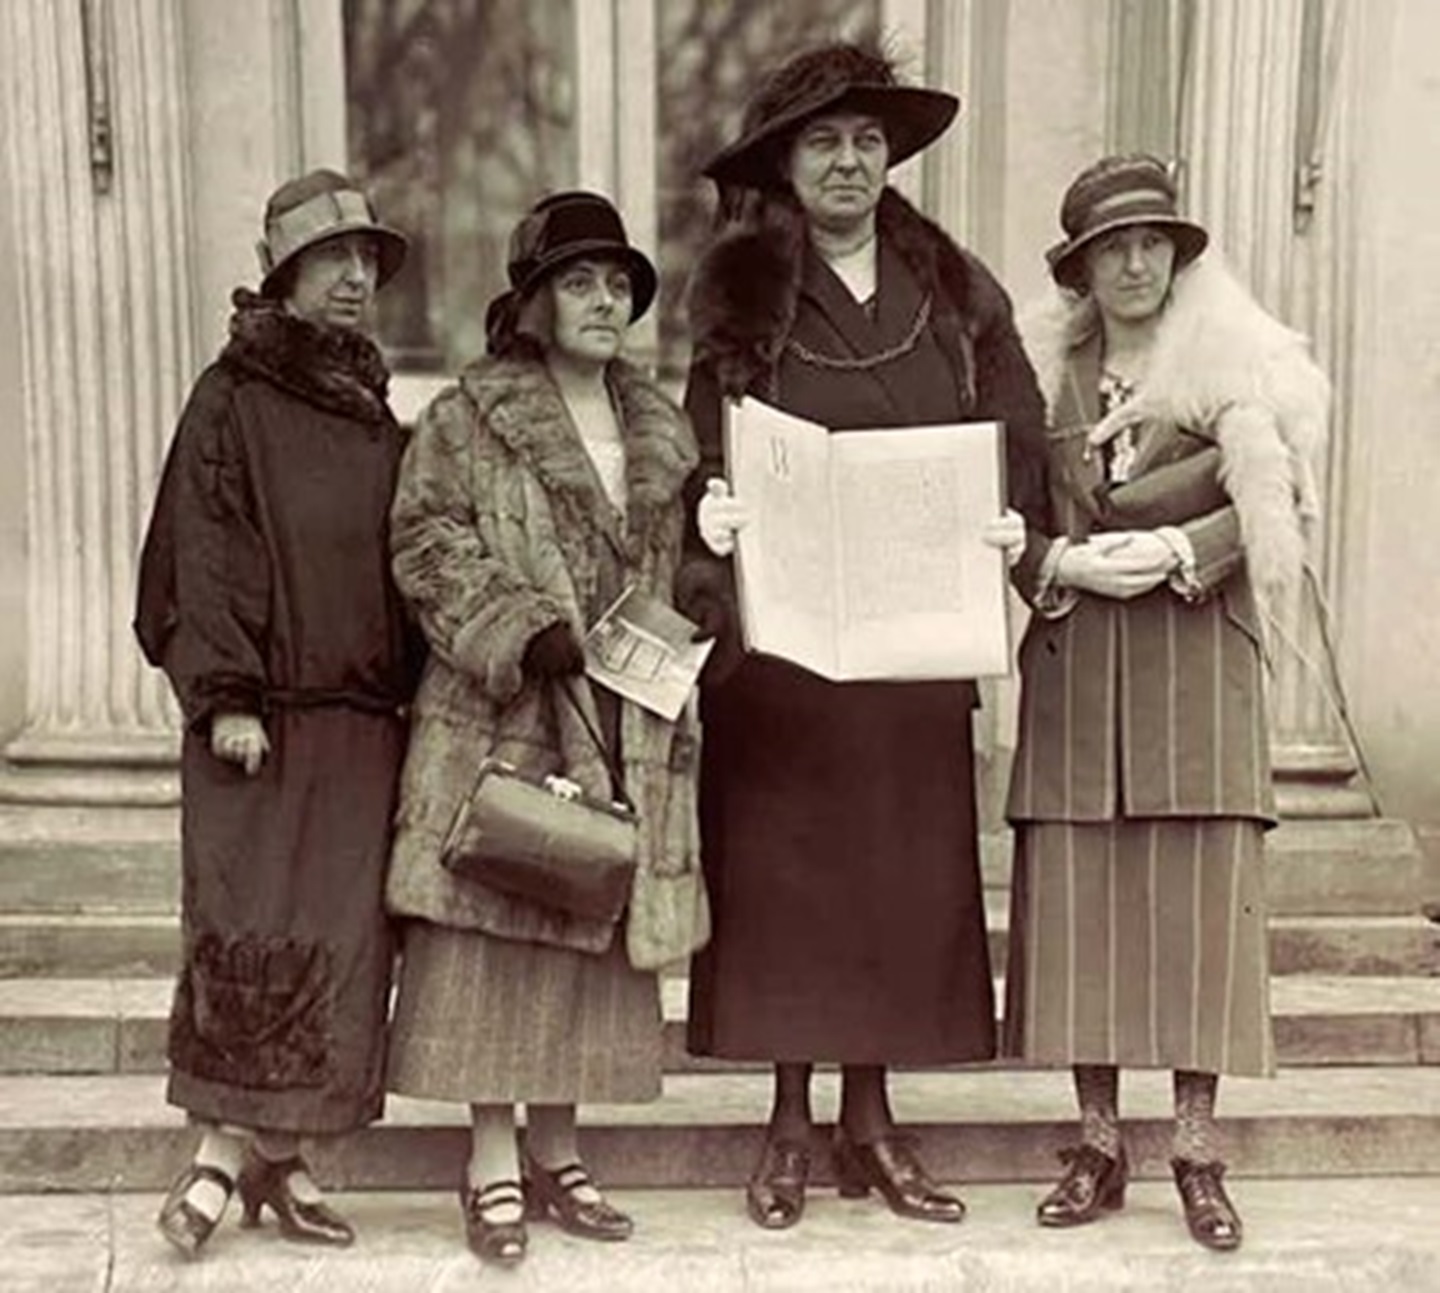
[
  {"xmin": 256, "ymin": 169, "xmax": 408, "ymax": 297},
  {"xmin": 703, "ymin": 41, "xmax": 959, "ymax": 192},
  {"xmin": 1046, "ymin": 154, "xmax": 1208, "ymax": 290}
]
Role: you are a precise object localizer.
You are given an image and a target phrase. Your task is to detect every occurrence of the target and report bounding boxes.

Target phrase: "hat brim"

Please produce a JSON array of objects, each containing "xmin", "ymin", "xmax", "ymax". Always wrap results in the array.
[
  {"xmin": 703, "ymin": 85, "xmax": 959, "ymax": 191},
  {"xmin": 260, "ymin": 220, "xmax": 409, "ymax": 297},
  {"xmin": 517, "ymin": 240, "xmax": 659, "ymax": 323},
  {"xmin": 1047, "ymin": 215, "xmax": 1208, "ymax": 289}
]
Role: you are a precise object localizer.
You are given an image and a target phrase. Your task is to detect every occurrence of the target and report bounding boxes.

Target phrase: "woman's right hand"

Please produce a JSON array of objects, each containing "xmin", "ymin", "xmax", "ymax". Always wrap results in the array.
[
  {"xmin": 1057, "ymin": 532, "xmax": 1175, "ymax": 600},
  {"xmin": 697, "ymin": 478, "xmax": 749, "ymax": 558},
  {"xmin": 210, "ymin": 712, "xmax": 269, "ymax": 776},
  {"xmin": 521, "ymin": 622, "xmax": 586, "ymax": 679}
]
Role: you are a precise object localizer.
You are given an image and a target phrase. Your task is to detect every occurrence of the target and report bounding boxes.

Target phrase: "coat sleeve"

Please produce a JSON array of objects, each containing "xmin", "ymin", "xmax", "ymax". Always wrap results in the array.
[
  {"xmin": 968, "ymin": 282, "xmax": 1057, "ymax": 594},
  {"xmin": 389, "ymin": 386, "xmax": 566, "ymax": 704},
  {"xmin": 137, "ymin": 368, "xmax": 271, "ymax": 730},
  {"xmin": 673, "ymin": 359, "xmax": 746, "ymax": 685}
]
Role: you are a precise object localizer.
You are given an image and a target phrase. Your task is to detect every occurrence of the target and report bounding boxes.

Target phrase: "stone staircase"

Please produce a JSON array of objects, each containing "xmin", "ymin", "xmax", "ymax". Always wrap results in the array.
[{"xmin": 0, "ymin": 801, "xmax": 1436, "ymax": 1198}]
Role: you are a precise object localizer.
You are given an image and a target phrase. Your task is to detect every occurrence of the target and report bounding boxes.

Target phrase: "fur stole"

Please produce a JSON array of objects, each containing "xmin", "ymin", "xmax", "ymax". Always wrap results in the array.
[
  {"xmin": 1019, "ymin": 255, "xmax": 1329, "ymax": 595},
  {"xmin": 687, "ymin": 187, "xmax": 1014, "ymax": 402},
  {"xmin": 457, "ymin": 353, "xmax": 697, "ymax": 558},
  {"xmin": 221, "ymin": 288, "xmax": 394, "ymax": 424}
]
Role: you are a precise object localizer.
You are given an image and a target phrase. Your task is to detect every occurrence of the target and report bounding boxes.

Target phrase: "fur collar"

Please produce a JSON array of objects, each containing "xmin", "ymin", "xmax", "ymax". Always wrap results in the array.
[
  {"xmin": 220, "ymin": 289, "xmax": 394, "ymax": 424},
  {"xmin": 1019, "ymin": 255, "xmax": 1330, "ymax": 594},
  {"xmin": 687, "ymin": 187, "xmax": 1012, "ymax": 401},
  {"xmin": 459, "ymin": 354, "xmax": 697, "ymax": 557}
]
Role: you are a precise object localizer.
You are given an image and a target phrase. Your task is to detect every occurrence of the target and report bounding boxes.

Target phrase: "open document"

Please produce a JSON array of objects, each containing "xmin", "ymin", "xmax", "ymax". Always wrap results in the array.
[
  {"xmin": 724, "ymin": 396, "xmax": 1011, "ymax": 681},
  {"xmin": 584, "ymin": 585, "xmax": 712, "ymax": 721}
]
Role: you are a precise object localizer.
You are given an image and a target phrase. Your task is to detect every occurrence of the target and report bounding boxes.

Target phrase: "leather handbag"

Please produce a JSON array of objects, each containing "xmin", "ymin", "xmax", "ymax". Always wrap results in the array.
[{"xmin": 440, "ymin": 682, "xmax": 638, "ymax": 926}]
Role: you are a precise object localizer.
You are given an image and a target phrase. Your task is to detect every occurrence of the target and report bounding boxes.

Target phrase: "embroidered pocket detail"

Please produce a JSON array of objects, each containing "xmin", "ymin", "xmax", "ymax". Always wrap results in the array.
[{"xmin": 169, "ymin": 932, "xmax": 334, "ymax": 1090}]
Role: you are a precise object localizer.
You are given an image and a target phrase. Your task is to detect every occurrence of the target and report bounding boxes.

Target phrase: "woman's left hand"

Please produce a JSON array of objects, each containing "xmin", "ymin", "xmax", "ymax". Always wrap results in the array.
[{"xmin": 981, "ymin": 508, "xmax": 1027, "ymax": 569}]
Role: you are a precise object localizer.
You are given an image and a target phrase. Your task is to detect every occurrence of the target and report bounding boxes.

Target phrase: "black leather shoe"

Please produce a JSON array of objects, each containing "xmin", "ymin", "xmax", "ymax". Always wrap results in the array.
[
  {"xmin": 834, "ymin": 1129, "xmax": 965, "ymax": 1224},
  {"xmin": 523, "ymin": 1158, "xmax": 633, "ymax": 1242},
  {"xmin": 237, "ymin": 1152, "xmax": 355, "ymax": 1247},
  {"xmin": 1036, "ymin": 1144, "xmax": 1128, "ymax": 1227},
  {"xmin": 461, "ymin": 1179, "xmax": 528, "ymax": 1265},
  {"xmin": 156, "ymin": 1162, "xmax": 236, "ymax": 1258},
  {"xmin": 746, "ymin": 1137, "xmax": 811, "ymax": 1230},
  {"xmin": 1172, "ymin": 1157, "xmax": 1243, "ymax": 1251}
]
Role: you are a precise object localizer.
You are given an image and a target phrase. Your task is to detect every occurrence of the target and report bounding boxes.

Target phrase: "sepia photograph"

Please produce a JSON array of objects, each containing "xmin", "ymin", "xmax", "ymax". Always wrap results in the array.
[{"xmin": 0, "ymin": 1, "xmax": 1437, "ymax": 1288}]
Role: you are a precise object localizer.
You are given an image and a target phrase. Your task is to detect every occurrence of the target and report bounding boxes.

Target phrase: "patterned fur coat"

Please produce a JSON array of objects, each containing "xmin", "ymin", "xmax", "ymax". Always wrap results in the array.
[{"xmin": 385, "ymin": 353, "xmax": 701, "ymax": 955}]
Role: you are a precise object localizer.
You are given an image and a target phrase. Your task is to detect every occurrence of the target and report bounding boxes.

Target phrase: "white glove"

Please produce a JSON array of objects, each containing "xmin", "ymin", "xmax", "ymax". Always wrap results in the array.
[
  {"xmin": 980, "ymin": 508, "xmax": 1027, "ymax": 569},
  {"xmin": 210, "ymin": 712, "xmax": 270, "ymax": 776},
  {"xmin": 1057, "ymin": 531, "xmax": 1176, "ymax": 600},
  {"xmin": 697, "ymin": 477, "xmax": 749, "ymax": 558}
]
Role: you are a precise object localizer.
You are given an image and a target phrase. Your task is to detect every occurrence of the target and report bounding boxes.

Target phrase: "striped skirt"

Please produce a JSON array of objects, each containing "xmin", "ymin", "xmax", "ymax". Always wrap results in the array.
[
  {"xmin": 386, "ymin": 920, "xmax": 663, "ymax": 1104},
  {"xmin": 1002, "ymin": 818, "xmax": 1275, "ymax": 1076}
]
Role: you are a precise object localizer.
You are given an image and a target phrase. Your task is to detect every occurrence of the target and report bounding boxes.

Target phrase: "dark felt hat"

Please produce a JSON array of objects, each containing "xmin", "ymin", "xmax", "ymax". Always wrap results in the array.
[
  {"xmin": 256, "ymin": 169, "xmax": 407, "ymax": 297},
  {"xmin": 703, "ymin": 41, "xmax": 959, "ymax": 192},
  {"xmin": 1046, "ymin": 154, "xmax": 1209, "ymax": 290},
  {"xmin": 504, "ymin": 191, "xmax": 657, "ymax": 321}
]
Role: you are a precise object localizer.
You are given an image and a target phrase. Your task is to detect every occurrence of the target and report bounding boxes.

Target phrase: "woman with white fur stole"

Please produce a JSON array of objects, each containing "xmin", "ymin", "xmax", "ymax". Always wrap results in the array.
[{"xmin": 1002, "ymin": 153, "xmax": 1328, "ymax": 1252}]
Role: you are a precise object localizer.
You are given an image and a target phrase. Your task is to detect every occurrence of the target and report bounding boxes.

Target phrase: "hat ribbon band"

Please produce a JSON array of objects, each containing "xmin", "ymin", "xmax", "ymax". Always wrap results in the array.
[
  {"xmin": 264, "ymin": 190, "xmax": 375, "ymax": 267},
  {"xmin": 1076, "ymin": 187, "xmax": 1180, "ymax": 227}
]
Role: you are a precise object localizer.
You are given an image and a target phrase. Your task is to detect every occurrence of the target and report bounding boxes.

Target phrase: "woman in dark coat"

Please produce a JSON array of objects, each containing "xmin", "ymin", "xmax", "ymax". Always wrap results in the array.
[
  {"xmin": 384, "ymin": 192, "xmax": 701, "ymax": 1268},
  {"xmin": 1003, "ymin": 154, "xmax": 1327, "ymax": 1251},
  {"xmin": 678, "ymin": 41, "xmax": 1046, "ymax": 1230},
  {"xmin": 135, "ymin": 170, "xmax": 416, "ymax": 1256}
]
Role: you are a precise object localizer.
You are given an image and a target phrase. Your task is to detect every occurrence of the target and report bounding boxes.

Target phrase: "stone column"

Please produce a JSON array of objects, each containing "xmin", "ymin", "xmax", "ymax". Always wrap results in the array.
[
  {"xmin": 1177, "ymin": 0, "xmax": 1360, "ymax": 789},
  {"xmin": 0, "ymin": 0, "xmax": 192, "ymax": 801}
]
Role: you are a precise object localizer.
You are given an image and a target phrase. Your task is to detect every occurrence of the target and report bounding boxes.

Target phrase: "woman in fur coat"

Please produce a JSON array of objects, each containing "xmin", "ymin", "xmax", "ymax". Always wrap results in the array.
[
  {"xmin": 678, "ymin": 41, "xmax": 1048, "ymax": 1230},
  {"xmin": 1002, "ymin": 154, "xmax": 1328, "ymax": 1252},
  {"xmin": 135, "ymin": 170, "xmax": 418, "ymax": 1255},
  {"xmin": 384, "ymin": 192, "xmax": 700, "ymax": 1268}
]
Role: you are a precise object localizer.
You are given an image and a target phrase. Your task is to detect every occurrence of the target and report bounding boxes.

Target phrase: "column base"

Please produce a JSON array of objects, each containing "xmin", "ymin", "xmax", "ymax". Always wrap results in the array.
[{"xmin": 0, "ymin": 727, "xmax": 180, "ymax": 806}]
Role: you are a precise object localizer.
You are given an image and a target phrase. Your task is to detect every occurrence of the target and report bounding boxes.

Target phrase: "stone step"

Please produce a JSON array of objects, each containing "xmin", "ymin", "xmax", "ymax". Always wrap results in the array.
[
  {"xmin": 5, "ymin": 975, "xmax": 1440, "ymax": 1077},
  {"xmin": 2, "ymin": 905, "xmax": 1434, "ymax": 980},
  {"xmin": 0, "ymin": 817, "xmax": 1422, "ymax": 918},
  {"xmin": 2, "ymin": 1067, "xmax": 1438, "ymax": 1194},
  {"xmin": 10, "ymin": 1180, "xmax": 1440, "ymax": 1292}
]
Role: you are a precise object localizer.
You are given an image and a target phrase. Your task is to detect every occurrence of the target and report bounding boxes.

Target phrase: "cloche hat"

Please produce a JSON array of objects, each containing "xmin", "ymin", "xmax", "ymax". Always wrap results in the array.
[
  {"xmin": 256, "ymin": 169, "xmax": 407, "ymax": 297},
  {"xmin": 702, "ymin": 40, "xmax": 959, "ymax": 192},
  {"xmin": 502, "ymin": 190, "xmax": 657, "ymax": 321},
  {"xmin": 1046, "ymin": 153, "xmax": 1208, "ymax": 290}
]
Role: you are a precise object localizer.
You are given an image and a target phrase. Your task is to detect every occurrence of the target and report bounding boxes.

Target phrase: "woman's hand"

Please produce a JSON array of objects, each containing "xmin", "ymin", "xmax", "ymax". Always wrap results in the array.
[
  {"xmin": 697, "ymin": 478, "xmax": 749, "ymax": 558},
  {"xmin": 521, "ymin": 622, "xmax": 586, "ymax": 679},
  {"xmin": 1057, "ymin": 531, "xmax": 1178, "ymax": 599},
  {"xmin": 210, "ymin": 712, "xmax": 269, "ymax": 776},
  {"xmin": 981, "ymin": 508, "xmax": 1027, "ymax": 569}
]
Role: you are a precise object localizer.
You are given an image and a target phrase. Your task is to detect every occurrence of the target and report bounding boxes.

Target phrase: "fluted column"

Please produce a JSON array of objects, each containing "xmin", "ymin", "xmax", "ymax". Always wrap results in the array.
[
  {"xmin": 1, "ymin": 0, "xmax": 191, "ymax": 778},
  {"xmin": 1177, "ymin": 0, "xmax": 1356, "ymax": 775}
]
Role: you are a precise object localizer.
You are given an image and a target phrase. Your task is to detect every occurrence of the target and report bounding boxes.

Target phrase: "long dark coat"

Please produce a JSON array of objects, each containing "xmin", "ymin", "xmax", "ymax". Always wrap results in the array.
[
  {"xmin": 679, "ymin": 190, "xmax": 1048, "ymax": 1063},
  {"xmin": 134, "ymin": 293, "xmax": 418, "ymax": 1134}
]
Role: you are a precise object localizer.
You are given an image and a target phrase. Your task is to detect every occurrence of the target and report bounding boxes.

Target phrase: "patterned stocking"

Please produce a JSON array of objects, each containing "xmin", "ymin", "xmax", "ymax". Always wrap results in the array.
[
  {"xmin": 1173, "ymin": 1069, "xmax": 1220, "ymax": 1162},
  {"xmin": 1072, "ymin": 1064, "xmax": 1122, "ymax": 1157}
]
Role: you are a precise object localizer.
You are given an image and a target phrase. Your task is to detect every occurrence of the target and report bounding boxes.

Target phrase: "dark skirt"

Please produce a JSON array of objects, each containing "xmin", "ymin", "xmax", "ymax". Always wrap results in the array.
[
  {"xmin": 1002, "ymin": 818, "xmax": 1275, "ymax": 1076},
  {"xmin": 167, "ymin": 708, "xmax": 405, "ymax": 1134},
  {"xmin": 386, "ymin": 920, "xmax": 662, "ymax": 1104},
  {"xmin": 687, "ymin": 657, "xmax": 995, "ymax": 1064}
]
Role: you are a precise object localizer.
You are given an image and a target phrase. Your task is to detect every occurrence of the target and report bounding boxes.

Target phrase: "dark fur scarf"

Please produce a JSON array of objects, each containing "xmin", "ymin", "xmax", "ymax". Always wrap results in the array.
[
  {"xmin": 221, "ymin": 288, "xmax": 394, "ymax": 424},
  {"xmin": 686, "ymin": 187, "xmax": 1014, "ymax": 404}
]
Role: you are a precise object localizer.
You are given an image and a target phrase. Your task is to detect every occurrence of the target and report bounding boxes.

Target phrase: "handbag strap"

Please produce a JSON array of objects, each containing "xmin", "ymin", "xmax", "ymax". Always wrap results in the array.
[{"xmin": 557, "ymin": 677, "xmax": 636, "ymax": 815}]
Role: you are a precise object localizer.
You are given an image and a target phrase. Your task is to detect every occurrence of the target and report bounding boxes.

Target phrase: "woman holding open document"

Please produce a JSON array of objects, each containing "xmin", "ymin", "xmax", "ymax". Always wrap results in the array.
[
  {"xmin": 676, "ymin": 40, "xmax": 1048, "ymax": 1230},
  {"xmin": 1002, "ymin": 154, "xmax": 1327, "ymax": 1251}
]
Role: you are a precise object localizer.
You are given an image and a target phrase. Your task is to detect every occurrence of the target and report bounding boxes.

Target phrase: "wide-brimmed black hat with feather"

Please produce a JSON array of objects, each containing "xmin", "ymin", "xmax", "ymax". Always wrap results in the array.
[{"xmin": 703, "ymin": 41, "xmax": 959, "ymax": 192}]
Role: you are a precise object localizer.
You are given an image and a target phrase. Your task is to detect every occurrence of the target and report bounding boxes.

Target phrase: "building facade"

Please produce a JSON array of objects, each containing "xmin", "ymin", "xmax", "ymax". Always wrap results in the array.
[{"xmin": 0, "ymin": 0, "xmax": 1435, "ymax": 873}]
